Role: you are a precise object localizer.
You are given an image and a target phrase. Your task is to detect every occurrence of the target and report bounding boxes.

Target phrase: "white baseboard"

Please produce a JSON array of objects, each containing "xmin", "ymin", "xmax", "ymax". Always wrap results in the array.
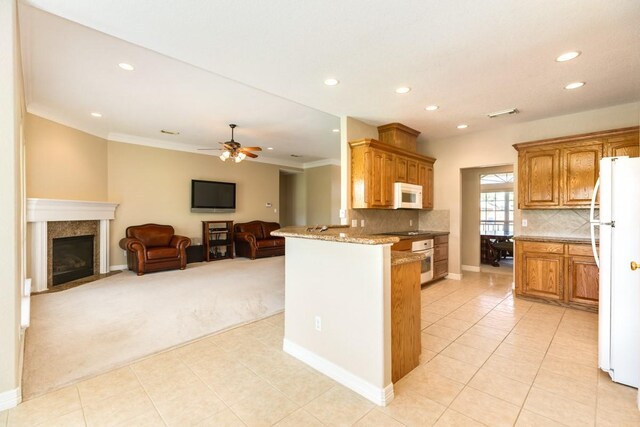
[
  {"xmin": 0, "ymin": 387, "xmax": 21, "ymax": 411},
  {"xmin": 461, "ymin": 265, "xmax": 480, "ymax": 272},
  {"xmin": 110, "ymin": 264, "xmax": 127, "ymax": 271},
  {"xmin": 446, "ymin": 272, "xmax": 463, "ymax": 280},
  {"xmin": 283, "ymin": 338, "xmax": 394, "ymax": 406}
]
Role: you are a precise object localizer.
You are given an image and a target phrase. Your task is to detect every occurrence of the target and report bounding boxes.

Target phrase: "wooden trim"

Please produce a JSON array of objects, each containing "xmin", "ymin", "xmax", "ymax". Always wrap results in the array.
[
  {"xmin": 349, "ymin": 139, "xmax": 436, "ymax": 163},
  {"xmin": 377, "ymin": 123, "xmax": 421, "ymax": 137},
  {"xmin": 513, "ymin": 126, "xmax": 639, "ymax": 151}
]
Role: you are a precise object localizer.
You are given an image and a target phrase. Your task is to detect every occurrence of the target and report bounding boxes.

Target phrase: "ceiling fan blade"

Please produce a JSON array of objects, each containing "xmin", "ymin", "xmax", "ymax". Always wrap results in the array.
[
  {"xmin": 244, "ymin": 151, "xmax": 258, "ymax": 158},
  {"xmin": 239, "ymin": 146, "xmax": 262, "ymax": 152}
]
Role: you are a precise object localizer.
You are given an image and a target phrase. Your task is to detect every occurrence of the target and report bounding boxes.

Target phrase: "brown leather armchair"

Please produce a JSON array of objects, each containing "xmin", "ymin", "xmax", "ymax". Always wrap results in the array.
[
  {"xmin": 119, "ymin": 224, "xmax": 191, "ymax": 275},
  {"xmin": 234, "ymin": 221, "xmax": 284, "ymax": 259}
]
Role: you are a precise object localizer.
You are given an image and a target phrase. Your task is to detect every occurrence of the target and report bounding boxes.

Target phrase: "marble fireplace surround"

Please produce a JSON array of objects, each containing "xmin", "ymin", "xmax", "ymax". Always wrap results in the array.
[{"xmin": 27, "ymin": 198, "xmax": 118, "ymax": 293}]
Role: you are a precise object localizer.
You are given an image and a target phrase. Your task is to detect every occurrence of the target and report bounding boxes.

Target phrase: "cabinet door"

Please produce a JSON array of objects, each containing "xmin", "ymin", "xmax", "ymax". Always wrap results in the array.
[
  {"xmin": 418, "ymin": 162, "xmax": 434, "ymax": 209},
  {"xmin": 382, "ymin": 152, "xmax": 394, "ymax": 206},
  {"xmin": 520, "ymin": 251, "xmax": 564, "ymax": 300},
  {"xmin": 395, "ymin": 156, "xmax": 408, "ymax": 183},
  {"xmin": 434, "ymin": 243, "xmax": 448, "ymax": 262},
  {"xmin": 606, "ymin": 133, "xmax": 639, "ymax": 158},
  {"xmin": 567, "ymin": 255, "xmax": 599, "ymax": 308},
  {"xmin": 370, "ymin": 150, "xmax": 386, "ymax": 207},
  {"xmin": 562, "ymin": 143, "xmax": 602, "ymax": 207},
  {"xmin": 407, "ymin": 160, "xmax": 418, "ymax": 184},
  {"xmin": 521, "ymin": 149, "xmax": 561, "ymax": 208}
]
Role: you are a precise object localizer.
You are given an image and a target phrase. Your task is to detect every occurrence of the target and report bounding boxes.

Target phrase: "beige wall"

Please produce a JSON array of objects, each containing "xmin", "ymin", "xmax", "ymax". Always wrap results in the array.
[
  {"xmin": 421, "ymin": 102, "xmax": 640, "ymax": 275},
  {"xmin": 279, "ymin": 172, "xmax": 306, "ymax": 226},
  {"xmin": 461, "ymin": 165, "xmax": 513, "ymax": 268},
  {"xmin": 107, "ymin": 141, "xmax": 280, "ymax": 266},
  {"xmin": 25, "ymin": 114, "xmax": 108, "ymax": 201},
  {"xmin": 0, "ymin": 0, "xmax": 24, "ymax": 403},
  {"xmin": 306, "ymin": 165, "xmax": 341, "ymax": 225}
]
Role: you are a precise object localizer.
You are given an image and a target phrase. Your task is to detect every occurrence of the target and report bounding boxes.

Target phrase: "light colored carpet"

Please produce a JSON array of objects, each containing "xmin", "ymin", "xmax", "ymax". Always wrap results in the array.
[{"xmin": 22, "ymin": 257, "xmax": 285, "ymax": 399}]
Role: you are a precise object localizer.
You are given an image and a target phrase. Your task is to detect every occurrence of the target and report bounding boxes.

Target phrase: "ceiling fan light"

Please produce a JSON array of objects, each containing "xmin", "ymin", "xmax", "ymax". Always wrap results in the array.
[
  {"xmin": 219, "ymin": 154, "xmax": 226, "ymax": 161},
  {"xmin": 234, "ymin": 156, "xmax": 242, "ymax": 163},
  {"xmin": 222, "ymin": 150, "xmax": 231, "ymax": 159},
  {"xmin": 238, "ymin": 152, "xmax": 247, "ymax": 160}
]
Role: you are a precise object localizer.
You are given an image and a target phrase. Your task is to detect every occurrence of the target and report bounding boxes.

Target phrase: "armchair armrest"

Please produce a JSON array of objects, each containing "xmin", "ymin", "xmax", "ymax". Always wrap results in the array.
[
  {"xmin": 119, "ymin": 237, "xmax": 145, "ymax": 253},
  {"xmin": 170, "ymin": 235, "xmax": 191, "ymax": 250},
  {"xmin": 235, "ymin": 232, "xmax": 256, "ymax": 246}
]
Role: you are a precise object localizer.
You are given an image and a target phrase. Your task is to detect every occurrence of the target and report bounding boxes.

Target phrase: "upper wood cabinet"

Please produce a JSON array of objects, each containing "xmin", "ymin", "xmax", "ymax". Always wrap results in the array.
[
  {"xmin": 514, "ymin": 127, "xmax": 639, "ymax": 209},
  {"xmin": 350, "ymin": 139, "xmax": 436, "ymax": 209}
]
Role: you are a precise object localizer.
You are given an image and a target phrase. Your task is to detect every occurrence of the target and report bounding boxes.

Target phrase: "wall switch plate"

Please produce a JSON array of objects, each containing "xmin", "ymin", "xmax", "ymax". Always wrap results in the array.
[
  {"xmin": 410, "ymin": 220, "xmax": 413, "ymax": 226},
  {"xmin": 314, "ymin": 316, "xmax": 322, "ymax": 331},
  {"xmin": 360, "ymin": 220, "xmax": 365, "ymax": 227},
  {"xmin": 351, "ymin": 219, "xmax": 358, "ymax": 227},
  {"xmin": 339, "ymin": 209, "xmax": 346, "ymax": 218},
  {"xmin": 521, "ymin": 219, "xmax": 528, "ymax": 227},
  {"xmin": 274, "ymin": 208, "xmax": 277, "ymax": 213}
]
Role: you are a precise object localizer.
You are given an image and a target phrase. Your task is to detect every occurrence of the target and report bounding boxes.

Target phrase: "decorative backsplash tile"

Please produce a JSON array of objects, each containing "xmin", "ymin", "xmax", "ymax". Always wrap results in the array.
[
  {"xmin": 519, "ymin": 209, "xmax": 596, "ymax": 238},
  {"xmin": 419, "ymin": 210, "xmax": 450, "ymax": 232},
  {"xmin": 349, "ymin": 209, "xmax": 419, "ymax": 234}
]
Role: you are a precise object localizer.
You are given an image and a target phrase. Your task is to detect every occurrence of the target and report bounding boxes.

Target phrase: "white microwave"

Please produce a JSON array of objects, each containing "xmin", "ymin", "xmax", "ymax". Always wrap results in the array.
[{"xmin": 394, "ymin": 182, "xmax": 423, "ymax": 209}]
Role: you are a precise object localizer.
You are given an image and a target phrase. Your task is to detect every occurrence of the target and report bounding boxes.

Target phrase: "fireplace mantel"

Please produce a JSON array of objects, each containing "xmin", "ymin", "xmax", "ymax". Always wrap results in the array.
[{"xmin": 27, "ymin": 198, "xmax": 119, "ymax": 292}]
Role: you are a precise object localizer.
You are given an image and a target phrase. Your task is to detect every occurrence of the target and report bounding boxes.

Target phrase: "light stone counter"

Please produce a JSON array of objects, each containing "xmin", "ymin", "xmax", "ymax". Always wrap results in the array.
[
  {"xmin": 272, "ymin": 226, "xmax": 399, "ymax": 245},
  {"xmin": 514, "ymin": 235, "xmax": 595, "ymax": 244},
  {"xmin": 391, "ymin": 251, "xmax": 425, "ymax": 266}
]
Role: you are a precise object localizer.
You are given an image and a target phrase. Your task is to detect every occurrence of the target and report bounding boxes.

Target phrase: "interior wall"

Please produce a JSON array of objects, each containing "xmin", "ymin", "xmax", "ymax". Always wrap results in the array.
[
  {"xmin": 24, "ymin": 114, "xmax": 108, "ymax": 201},
  {"xmin": 0, "ymin": 0, "xmax": 24, "ymax": 405},
  {"xmin": 279, "ymin": 172, "xmax": 306, "ymax": 226},
  {"xmin": 305, "ymin": 164, "xmax": 341, "ymax": 225},
  {"xmin": 460, "ymin": 165, "xmax": 513, "ymax": 268},
  {"xmin": 107, "ymin": 141, "xmax": 281, "ymax": 266},
  {"xmin": 420, "ymin": 102, "xmax": 640, "ymax": 275}
]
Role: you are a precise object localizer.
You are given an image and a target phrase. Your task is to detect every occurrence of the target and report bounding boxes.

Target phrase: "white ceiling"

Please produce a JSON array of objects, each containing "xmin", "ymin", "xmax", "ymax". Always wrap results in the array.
[{"xmin": 19, "ymin": 0, "xmax": 640, "ymax": 166}]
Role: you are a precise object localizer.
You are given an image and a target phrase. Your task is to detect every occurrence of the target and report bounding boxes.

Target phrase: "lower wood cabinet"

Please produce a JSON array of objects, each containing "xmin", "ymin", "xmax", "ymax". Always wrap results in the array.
[
  {"xmin": 433, "ymin": 235, "xmax": 448, "ymax": 280},
  {"xmin": 391, "ymin": 260, "xmax": 421, "ymax": 382},
  {"xmin": 515, "ymin": 240, "xmax": 598, "ymax": 311}
]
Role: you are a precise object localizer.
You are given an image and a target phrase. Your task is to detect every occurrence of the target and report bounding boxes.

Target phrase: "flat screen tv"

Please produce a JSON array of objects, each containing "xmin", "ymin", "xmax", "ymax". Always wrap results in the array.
[{"xmin": 191, "ymin": 180, "xmax": 236, "ymax": 213}]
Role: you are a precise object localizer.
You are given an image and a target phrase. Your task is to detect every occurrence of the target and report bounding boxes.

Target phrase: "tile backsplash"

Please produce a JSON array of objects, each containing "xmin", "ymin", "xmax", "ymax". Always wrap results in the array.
[
  {"xmin": 349, "ymin": 209, "xmax": 419, "ymax": 233},
  {"xmin": 419, "ymin": 210, "xmax": 450, "ymax": 232},
  {"xmin": 519, "ymin": 209, "xmax": 595, "ymax": 238}
]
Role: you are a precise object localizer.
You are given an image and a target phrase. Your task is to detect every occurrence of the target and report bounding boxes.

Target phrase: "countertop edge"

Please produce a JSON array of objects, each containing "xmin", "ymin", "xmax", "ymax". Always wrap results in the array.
[{"xmin": 514, "ymin": 235, "xmax": 595, "ymax": 244}]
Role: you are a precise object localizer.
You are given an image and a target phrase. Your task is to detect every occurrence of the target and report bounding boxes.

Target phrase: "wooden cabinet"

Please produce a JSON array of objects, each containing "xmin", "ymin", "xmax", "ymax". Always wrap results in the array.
[
  {"xmin": 433, "ymin": 234, "xmax": 448, "ymax": 280},
  {"xmin": 562, "ymin": 143, "xmax": 602, "ymax": 206},
  {"xmin": 515, "ymin": 240, "xmax": 599, "ymax": 311},
  {"xmin": 202, "ymin": 220, "xmax": 234, "ymax": 261},
  {"xmin": 514, "ymin": 127, "xmax": 638, "ymax": 209},
  {"xmin": 350, "ymin": 138, "xmax": 436, "ymax": 209},
  {"xmin": 391, "ymin": 260, "xmax": 421, "ymax": 382}
]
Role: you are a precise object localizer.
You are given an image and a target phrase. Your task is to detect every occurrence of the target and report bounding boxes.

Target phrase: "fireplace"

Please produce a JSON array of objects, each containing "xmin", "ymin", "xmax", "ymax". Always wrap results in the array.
[{"xmin": 52, "ymin": 235, "xmax": 95, "ymax": 285}]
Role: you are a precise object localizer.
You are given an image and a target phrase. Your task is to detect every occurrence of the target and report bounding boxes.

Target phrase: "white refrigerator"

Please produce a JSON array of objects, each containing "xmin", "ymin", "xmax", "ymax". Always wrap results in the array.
[{"xmin": 590, "ymin": 156, "xmax": 640, "ymax": 388}]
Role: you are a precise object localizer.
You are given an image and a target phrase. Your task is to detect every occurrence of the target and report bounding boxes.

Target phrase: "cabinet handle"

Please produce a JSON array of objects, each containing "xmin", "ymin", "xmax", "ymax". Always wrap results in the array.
[{"xmin": 632, "ymin": 261, "xmax": 639, "ymax": 271}]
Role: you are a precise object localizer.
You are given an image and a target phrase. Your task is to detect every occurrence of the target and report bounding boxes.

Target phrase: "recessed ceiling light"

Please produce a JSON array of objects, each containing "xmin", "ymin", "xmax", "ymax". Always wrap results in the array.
[
  {"xmin": 267, "ymin": 147, "xmax": 274, "ymax": 150},
  {"xmin": 425, "ymin": 105, "xmax": 439, "ymax": 111},
  {"xmin": 556, "ymin": 51, "xmax": 581, "ymax": 62},
  {"xmin": 395, "ymin": 87, "xmax": 411, "ymax": 94},
  {"xmin": 457, "ymin": 124, "xmax": 468, "ymax": 129},
  {"xmin": 324, "ymin": 78, "xmax": 339, "ymax": 86},
  {"xmin": 564, "ymin": 81, "xmax": 585, "ymax": 90},
  {"xmin": 90, "ymin": 112, "xmax": 102, "ymax": 118},
  {"xmin": 118, "ymin": 63, "xmax": 134, "ymax": 71},
  {"xmin": 332, "ymin": 128, "xmax": 340, "ymax": 133}
]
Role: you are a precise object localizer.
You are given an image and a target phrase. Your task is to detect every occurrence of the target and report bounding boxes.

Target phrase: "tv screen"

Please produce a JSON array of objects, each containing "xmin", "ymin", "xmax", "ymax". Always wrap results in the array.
[{"xmin": 191, "ymin": 180, "xmax": 236, "ymax": 212}]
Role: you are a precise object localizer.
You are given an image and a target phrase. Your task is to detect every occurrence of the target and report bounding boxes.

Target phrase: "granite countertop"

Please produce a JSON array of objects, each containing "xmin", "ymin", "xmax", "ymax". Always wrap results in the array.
[
  {"xmin": 391, "ymin": 251, "xmax": 426, "ymax": 266},
  {"xmin": 514, "ymin": 235, "xmax": 595, "ymax": 244},
  {"xmin": 390, "ymin": 231, "xmax": 449, "ymax": 240},
  {"xmin": 272, "ymin": 226, "xmax": 399, "ymax": 245}
]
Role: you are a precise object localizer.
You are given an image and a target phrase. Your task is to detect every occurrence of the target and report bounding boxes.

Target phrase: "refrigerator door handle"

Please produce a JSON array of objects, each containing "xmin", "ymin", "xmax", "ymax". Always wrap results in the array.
[{"xmin": 590, "ymin": 177, "xmax": 600, "ymax": 268}]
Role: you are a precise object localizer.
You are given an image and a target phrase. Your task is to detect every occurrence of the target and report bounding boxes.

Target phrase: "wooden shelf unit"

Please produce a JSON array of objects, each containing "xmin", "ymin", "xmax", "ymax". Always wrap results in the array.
[{"xmin": 202, "ymin": 220, "xmax": 234, "ymax": 261}]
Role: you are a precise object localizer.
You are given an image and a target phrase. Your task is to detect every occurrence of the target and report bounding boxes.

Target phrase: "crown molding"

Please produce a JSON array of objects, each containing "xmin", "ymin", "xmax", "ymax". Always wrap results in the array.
[{"xmin": 303, "ymin": 158, "xmax": 341, "ymax": 169}]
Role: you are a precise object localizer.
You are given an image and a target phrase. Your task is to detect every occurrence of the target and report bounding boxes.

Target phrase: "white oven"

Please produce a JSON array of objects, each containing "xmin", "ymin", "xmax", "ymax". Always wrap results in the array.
[
  {"xmin": 394, "ymin": 182, "xmax": 423, "ymax": 209},
  {"xmin": 411, "ymin": 239, "xmax": 434, "ymax": 284}
]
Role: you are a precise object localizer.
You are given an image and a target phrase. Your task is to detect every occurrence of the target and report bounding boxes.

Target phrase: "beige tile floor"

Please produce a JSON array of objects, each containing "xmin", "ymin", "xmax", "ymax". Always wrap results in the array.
[{"xmin": 3, "ymin": 271, "xmax": 639, "ymax": 426}]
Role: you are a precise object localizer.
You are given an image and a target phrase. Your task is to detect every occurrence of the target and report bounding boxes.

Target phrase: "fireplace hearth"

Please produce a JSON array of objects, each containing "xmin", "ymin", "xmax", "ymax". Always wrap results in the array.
[{"xmin": 52, "ymin": 235, "xmax": 94, "ymax": 285}]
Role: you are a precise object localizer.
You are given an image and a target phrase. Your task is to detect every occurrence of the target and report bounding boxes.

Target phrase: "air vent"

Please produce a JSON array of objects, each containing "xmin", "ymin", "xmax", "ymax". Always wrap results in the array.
[{"xmin": 487, "ymin": 108, "xmax": 519, "ymax": 118}]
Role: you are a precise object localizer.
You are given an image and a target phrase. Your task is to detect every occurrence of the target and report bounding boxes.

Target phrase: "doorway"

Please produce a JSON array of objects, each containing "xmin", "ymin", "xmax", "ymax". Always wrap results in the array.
[{"xmin": 461, "ymin": 164, "xmax": 514, "ymax": 275}]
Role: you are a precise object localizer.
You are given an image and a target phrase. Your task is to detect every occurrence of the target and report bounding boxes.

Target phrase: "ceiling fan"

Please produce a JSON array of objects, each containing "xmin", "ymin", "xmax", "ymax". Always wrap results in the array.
[{"xmin": 199, "ymin": 124, "xmax": 262, "ymax": 163}]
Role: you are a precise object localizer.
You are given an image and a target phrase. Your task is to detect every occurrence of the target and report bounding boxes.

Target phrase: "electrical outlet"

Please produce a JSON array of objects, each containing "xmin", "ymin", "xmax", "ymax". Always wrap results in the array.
[
  {"xmin": 360, "ymin": 219, "xmax": 365, "ymax": 227},
  {"xmin": 315, "ymin": 316, "xmax": 322, "ymax": 331},
  {"xmin": 339, "ymin": 209, "xmax": 346, "ymax": 218},
  {"xmin": 274, "ymin": 208, "xmax": 277, "ymax": 213},
  {"xmin": 410, "ymin": 219, "xmax": 413, "ymax": 226},
  {"xmin": 351, "ymin": 219, "xmax": 358, "ymax": 227},
  {"xmin": 521, "ymin": 219, "xmax": 528, "ymax": 227}
]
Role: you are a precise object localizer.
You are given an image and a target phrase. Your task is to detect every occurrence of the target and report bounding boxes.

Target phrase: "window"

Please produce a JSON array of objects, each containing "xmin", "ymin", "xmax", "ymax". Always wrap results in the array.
[{"xmin": 480, "ymin": 173, "xmax": 514, "ymax": 234}]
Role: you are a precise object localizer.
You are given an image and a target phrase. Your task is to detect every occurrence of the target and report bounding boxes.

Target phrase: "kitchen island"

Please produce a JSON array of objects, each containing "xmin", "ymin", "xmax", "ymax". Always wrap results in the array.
[{"xmin": 271, "ymin": 227, "xmax": 424, "ymax": 406}]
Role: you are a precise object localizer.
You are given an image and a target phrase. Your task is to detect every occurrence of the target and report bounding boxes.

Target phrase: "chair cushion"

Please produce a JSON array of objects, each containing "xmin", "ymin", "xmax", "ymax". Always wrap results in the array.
[
  {"xmin": 255, "ymin": 238, "xmax": 285, "ymax": 248},
  {"xmin": 128, "ymin": 224, "xmax": 174, "ymax": 247},
  {"xmin": 146, "ymin": 247, "xmax": 179, "ymax": 260},
  {"xmin": 261, "ymin": 222, "xmax": 281, "ymax": 237}
]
